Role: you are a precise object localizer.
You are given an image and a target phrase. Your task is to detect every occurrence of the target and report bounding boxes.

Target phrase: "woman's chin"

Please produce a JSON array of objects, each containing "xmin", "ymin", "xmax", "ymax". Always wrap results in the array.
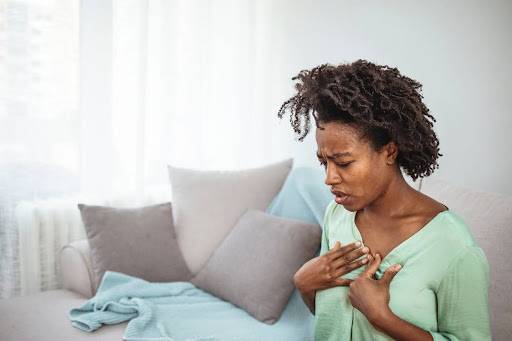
[
  {"xmin": 340, "ymin": 204, "xmax": 357, "ymax": 212},
  {"xmin": 334, "ymin": 195, "xmax": 357, "ymax": 211}
]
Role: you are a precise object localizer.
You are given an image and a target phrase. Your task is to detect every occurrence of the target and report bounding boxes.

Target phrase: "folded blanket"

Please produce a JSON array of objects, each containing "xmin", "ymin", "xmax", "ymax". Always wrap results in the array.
[
  {"xmin": 70, "ymin": 271, "xmax": 211, "ymax": 340},
  {"xmin": 70, "ymin": 271, "xmax": 315, "ymax": 341}
]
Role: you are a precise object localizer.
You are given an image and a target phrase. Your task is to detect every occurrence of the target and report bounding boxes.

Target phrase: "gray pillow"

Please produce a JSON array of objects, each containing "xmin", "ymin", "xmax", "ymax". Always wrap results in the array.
[
  {"xmin": 191, "ymin": 208, "xmax": 321, "ymax": 324},
  {"xmin": 77, "ymin": 202, "xmax": 192, "ymax": 291},
  {"xmin": 167, "ymin": 158, "xmax": 293, "ymax": 274}
]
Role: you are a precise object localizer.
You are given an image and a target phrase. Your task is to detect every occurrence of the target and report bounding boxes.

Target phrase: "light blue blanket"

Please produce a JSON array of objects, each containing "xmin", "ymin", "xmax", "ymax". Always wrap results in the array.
[
  {"xmin": 266, "ymin": 166, "xmax": 332, "ymax": 228},
  {"xmin": 70, "ymin": 167, "xmax": 333, "ymax": 340},
  {"xmin": 71, "ymin": 271, "xmax": 313, "ymax": 341}
]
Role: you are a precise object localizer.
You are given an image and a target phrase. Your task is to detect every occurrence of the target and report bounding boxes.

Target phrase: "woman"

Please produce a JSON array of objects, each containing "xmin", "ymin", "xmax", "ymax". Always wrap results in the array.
[{"xmin": 278, "ymin": 60, "xmax": 491, "ymax": 340}]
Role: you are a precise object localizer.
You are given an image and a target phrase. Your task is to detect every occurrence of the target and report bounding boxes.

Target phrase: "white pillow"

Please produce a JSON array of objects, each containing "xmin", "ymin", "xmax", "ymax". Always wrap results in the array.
[{"xmin": 167, "ymin": 158, "xmax": 293, "ymax": 274}]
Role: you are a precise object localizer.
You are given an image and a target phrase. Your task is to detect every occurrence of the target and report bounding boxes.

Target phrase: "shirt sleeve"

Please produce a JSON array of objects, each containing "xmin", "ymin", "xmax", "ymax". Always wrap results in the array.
[{"xmin": 429, "ymin": 245, "xmax": 492, "ymax": 341}]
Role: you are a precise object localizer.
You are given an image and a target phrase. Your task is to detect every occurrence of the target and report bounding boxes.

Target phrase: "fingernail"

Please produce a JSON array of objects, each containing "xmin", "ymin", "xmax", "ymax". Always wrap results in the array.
[
  {"xmin": 394, "ymin": 264, "xmax": 402, "ymax": 270},
  {"xmin": 355, "ymin": 241, "xmax": 361, "ymax": 247}
]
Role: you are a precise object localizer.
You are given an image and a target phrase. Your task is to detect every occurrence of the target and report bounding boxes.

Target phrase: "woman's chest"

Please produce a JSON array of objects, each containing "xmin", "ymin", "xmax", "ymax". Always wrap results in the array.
[
  {"xmin": 356, "ymin": 231, "xmax": 402, "ymax": 260},
  {"xmin": 355, "ymin": 215, "xmax": 430, "ymax": 260},
  {"xmin": 385, "ymin": 266, "xmax": 438, "ymax": 327},
  {"xmin": 325, "ymin": 217, "xmax": 440, "ymax": 325},
  {"xmin": 317, "ymin": 271, "xmax": 439, "ymax": 337},
  {"xmin": 327, "ymin": 217, "xmax": 410, "ymax": 262},
  {"xmin": 351, "ymin": 281, "xmax": 438, "ymax": 340}
]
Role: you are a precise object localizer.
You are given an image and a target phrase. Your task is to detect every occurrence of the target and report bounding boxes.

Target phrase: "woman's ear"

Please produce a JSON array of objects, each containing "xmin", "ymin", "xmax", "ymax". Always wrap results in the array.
[{"xmin": 384, "ymin": 141, "xmax": 399, "ymax": 165}]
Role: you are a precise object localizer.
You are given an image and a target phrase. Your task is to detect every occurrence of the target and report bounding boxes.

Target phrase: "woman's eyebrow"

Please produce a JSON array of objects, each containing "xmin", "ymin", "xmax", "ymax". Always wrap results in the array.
[{"xmin": 316, "ymin": 152, "xmax": 352, "ymax": 159}]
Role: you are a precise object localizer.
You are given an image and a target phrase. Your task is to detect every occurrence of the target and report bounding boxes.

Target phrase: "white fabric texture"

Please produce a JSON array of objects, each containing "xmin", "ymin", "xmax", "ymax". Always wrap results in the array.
[{"xmin": 0, "ymin": 0, "xmax": 298, "ymax": 298}]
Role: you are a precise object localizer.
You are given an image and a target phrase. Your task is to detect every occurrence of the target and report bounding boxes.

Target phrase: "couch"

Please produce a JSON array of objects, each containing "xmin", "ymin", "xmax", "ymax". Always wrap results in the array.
[{"xmin": 0, "ymin": 169, "xmax": 510, "ymax": 341}]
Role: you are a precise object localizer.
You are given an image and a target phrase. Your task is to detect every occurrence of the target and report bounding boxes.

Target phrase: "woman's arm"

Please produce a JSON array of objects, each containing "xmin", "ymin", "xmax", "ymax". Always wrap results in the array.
[
  {"xmin": 296, "ymin": 287, "xmax": 316, "ymax": 314},
  {"xmin": 369, "ymin": 308, "xmax": 433, "ymax": 341},
  {"xmin": 293, "ymin": 241, "xmax": 369, "ymax": 315},
  {"xmin": 295, "ymin": 201, "xmax": 370, "ymax": 316},
  {"xmin": 428, "ymin": 246, "xmax": 491, "ymax": 340}
]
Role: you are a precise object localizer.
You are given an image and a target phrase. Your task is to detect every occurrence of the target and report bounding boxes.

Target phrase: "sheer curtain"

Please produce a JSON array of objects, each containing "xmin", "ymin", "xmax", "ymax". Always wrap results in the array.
[
  {"xmin": 81, "ymin": 0, "xmax": 299, "ymax": 197},
  {"xmin": 0, "ymin": 0, "xmax": 305, "ymax": 298},
  {"xmin": 0, "ymin": 0, "xmax": 81, "ymax": 298}
]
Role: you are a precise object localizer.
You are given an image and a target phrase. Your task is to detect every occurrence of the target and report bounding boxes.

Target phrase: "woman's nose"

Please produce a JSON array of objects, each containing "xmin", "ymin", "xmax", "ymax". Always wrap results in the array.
[{"xmin": 324, "ymin": 162, "xmax": 341, "ymax": 186}]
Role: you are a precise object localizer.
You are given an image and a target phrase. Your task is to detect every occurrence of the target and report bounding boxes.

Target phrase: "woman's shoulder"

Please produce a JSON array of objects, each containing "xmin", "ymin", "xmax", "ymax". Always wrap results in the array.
[
  {"xmin": 415, "ymin": 192, "xmax": 479, "ymax": 248},
  {"xmin": 434, "ymin": 209, "xmax": 479, "ymax": 248},
  {"xmin": 427, "ymin": 209, "xmax": 490, "ymax": 280}
]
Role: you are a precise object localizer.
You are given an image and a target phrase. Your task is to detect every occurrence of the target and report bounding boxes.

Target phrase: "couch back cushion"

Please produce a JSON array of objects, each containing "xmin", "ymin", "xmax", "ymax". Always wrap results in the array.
[{"xmin": 420, "ymin": 178, "xmax": 512, "ymax": 340}]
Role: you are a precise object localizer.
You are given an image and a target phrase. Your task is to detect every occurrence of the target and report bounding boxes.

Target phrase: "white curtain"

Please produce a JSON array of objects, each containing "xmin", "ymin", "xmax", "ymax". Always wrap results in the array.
[
  {"xmin": 0, "ymin": 0, "xmax": 303, "ymax": 298},
  {"xmin": 0, "ymin": 0, "xmax": 82, "ymax": 298}
]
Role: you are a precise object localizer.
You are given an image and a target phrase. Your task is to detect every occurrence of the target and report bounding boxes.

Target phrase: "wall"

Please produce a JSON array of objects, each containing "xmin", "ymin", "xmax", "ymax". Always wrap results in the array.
[{"xmin": 267, "ymin": 0, "xmax": 512, "ymax": 195}]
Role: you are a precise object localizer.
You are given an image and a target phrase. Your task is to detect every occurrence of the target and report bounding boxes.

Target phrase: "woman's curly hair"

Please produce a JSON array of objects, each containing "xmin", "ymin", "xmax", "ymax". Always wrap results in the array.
[{"xmin": 277, "ymin": 59, "xmax": 442, "ymax": 181}]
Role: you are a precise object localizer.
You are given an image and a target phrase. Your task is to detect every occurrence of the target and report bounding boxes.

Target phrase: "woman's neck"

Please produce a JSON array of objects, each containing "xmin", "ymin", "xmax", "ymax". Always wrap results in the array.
[{"xmin": 360, "ymin": 172, "xmax": 419, "ymax": 223}]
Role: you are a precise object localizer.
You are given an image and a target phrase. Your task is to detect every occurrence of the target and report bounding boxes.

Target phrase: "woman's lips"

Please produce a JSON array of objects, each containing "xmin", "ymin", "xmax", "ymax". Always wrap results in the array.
[{"xmin": 332, "ymin": 191, "xmax": 351, "ymax": 204}]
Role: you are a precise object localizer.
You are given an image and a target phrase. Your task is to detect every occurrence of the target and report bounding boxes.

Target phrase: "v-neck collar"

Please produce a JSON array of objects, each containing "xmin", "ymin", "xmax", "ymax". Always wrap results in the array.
[{"xmin": 350, "ymin": 208, "xmax": 450, "ymax": 271}]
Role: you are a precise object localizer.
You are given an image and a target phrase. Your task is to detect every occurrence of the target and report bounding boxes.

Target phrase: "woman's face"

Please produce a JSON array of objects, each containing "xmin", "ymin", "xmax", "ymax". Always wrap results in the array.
[{"xmin": 315, "ymin": 121, "xmax": 398, "ymax": 212}]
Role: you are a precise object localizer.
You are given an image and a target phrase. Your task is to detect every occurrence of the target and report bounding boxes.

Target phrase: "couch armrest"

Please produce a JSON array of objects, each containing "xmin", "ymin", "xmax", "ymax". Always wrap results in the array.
[{"xmin": 59, "ymin": 239, "xmax": 94, "ymax": 298}]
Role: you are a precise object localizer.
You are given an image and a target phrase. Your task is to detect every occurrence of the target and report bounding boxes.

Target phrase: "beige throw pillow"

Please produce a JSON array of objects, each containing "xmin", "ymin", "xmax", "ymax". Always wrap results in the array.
[
  {"xmin": 167, "ymin": 158, "xmax": 293, "ymax": 274},
  {"xmin": 191, "ymin": 209, "xmax": 321, "ymax": 324}
]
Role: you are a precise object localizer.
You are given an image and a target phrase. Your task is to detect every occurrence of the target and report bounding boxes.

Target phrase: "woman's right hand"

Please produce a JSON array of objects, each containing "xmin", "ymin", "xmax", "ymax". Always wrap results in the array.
[{"xmin": 293, "ymin": 240, "xmax": 372, "ymax": 294}]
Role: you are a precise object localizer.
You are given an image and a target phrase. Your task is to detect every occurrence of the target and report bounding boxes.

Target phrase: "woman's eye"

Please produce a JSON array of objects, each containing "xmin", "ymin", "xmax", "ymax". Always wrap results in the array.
[{"xmin": 318, "ymin": 160, "xmax": 351, "ymax": 168}]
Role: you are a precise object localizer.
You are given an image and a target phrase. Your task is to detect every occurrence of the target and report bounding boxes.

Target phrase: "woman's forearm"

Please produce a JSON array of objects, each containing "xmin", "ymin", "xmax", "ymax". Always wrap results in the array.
[
  {"xmin": 369, "ymin": 308, "xmax": 433, "ymax": 341},
  {"xmin": 298, "ymin": 289, "xmax": 316, "ymax": 315}
]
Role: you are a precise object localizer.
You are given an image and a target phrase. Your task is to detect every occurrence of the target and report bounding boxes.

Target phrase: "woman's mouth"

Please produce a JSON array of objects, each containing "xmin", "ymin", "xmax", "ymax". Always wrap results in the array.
[
  {"xmin": 331, "ymin": 190, "xmax": 352, "ymax": 205},
  {"xmin": 334, "ymin": 193, "xmax": 351, "ymax": 204}
]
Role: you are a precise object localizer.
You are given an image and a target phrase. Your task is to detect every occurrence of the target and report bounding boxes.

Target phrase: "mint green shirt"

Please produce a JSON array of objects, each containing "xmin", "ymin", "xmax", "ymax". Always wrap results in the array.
[{"xmin": 314, "ymin": 201, "xmax": 491, "ymax": 341}]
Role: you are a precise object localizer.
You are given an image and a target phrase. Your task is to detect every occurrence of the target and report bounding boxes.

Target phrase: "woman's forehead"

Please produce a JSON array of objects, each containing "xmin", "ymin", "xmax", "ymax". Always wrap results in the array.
[
  {"xmin": 315, "ymin": 121, "xmax": 361, "ymax": 138},
  {"xmin": 315, "ymin": 123, "xmax": 364, "ymax": 156}
]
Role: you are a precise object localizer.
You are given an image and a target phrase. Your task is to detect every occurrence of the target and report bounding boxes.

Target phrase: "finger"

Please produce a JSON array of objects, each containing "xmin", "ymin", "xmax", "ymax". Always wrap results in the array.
[
  {"xmin": 380, "ymin": 264, "xmax": 402, "ymax": 286},
  {"xmin": 327, "ymin": 240, "xmax": 341, "ymax": 254},
  {"xmin": 362, "ymin": 253, "xmax": 381, "ymax": 278},
  {"xmin": 332, "ymin": 277, "xmax": 353, "ymax": 287},
  {"xmin": 329, "ymin": 240, "xmax": 343, "ymax": 252},
  {"xmin": 332, "ymin": 255, "xmax": 370, "ymax": 277},
  {"xmin": 328, "ymin": 241, "xmax": 362, "ymax": 261},
  {"xmin": 331, "ymin": 246, "xmax": 370, "ymax": 269}
]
